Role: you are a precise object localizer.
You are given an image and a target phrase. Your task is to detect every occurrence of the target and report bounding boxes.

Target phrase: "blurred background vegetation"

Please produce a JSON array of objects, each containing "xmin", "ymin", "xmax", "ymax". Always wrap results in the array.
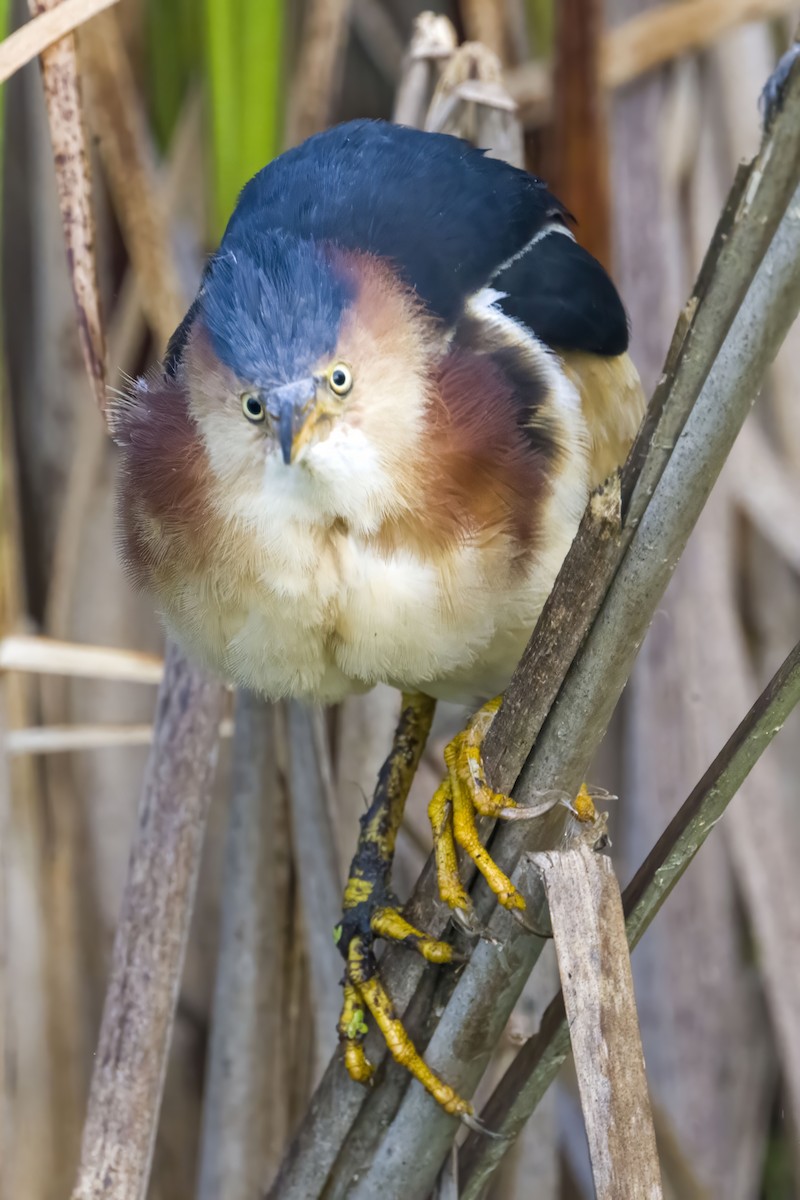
[{"xmin": 1, "ymin": 1, "xmax": 800, "ymax": 1198}]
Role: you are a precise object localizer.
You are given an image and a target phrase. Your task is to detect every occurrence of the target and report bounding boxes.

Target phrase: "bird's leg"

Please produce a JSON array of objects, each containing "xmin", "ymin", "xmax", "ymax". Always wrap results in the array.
[
  {"xmin": 335, "ymin": 691, "xmax": 473, "ymax": 1116},
  {"xmin": 429, "ymin": 696, "xmax": 598, "ymax": 919}
]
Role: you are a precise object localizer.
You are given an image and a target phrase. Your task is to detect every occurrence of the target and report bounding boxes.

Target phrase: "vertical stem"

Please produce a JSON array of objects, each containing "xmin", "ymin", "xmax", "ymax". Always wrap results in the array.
[
  {"xmin": 71, "ymin": 643, "xmax": 223, "ymax": 1200},
  {"xmin": 197, "ymin": 694, "xmax": 286, "ymax": 1200}
]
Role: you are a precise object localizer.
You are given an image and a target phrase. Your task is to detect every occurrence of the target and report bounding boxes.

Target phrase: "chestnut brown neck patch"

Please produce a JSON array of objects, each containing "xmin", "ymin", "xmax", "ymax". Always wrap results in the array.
[
  {"xmin": 112, "ymin": 373, "xmax": 218, "ymax": 588},
  {"xmin": 396, "ymin": 344, "xmax": 555, "ymax": 560}
]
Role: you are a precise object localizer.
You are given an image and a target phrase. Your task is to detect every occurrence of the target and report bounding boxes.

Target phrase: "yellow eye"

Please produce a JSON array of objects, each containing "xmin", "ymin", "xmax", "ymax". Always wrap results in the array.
[
  {"xmin": 241, "ymin": 391, "xmax": 266, "ymax": 423},
  {"xmin": 328, "ymin": 363, "xmax": 353, "ymax": 396}
]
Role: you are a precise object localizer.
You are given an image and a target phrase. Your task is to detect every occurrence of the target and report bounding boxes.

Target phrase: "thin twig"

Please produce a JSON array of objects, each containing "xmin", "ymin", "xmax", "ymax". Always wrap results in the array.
[
  {"xmin": 70, "ymin": 643, "xmax": 223, "ymax": 1200},
  {"xmin": 0, "ymin": 634, "xmax": 163, "ymax": 683},
  {"xmin": 460, "ymin": 636, "xmax": 800, "ymax": 1195},
  {"xmin": 6, "ymin": 718, "xmax": 234, "ymax": 755}
]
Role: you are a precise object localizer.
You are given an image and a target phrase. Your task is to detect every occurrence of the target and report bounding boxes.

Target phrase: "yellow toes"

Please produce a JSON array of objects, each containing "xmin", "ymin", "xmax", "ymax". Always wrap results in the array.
[
  {"xmin": 339, "ymin": 981, "xmax": 375, "ymax": 1085},
  {"xmin": 431, "ymin": 696, "xmax": 525, "ymax": 912},
  {"xmin": 429, "ymin": 701, "xmax": 604, "ymax": 918},
  {"xmin": 444, "ymin": 696, "xmax": 513, "ymax": 819},
  {"xmin": 428, "ymin": 782, "xmax": 471, "ymax": 910},
  {"xmin": 357, "ymin": 971, "xmax": 473, "ymax": 1117},
  {"xmin": 450, "ymin": 768, "xmax": 525, "ymax": 910},
  {"xmin": 344, "ymin": 1040, "xmax": 374, "ymax": 1085},
  {"xmin": 340, "ymin": 940, "xmax": 473, "ymax": 1115},
  {"xmin": 370, "ymin": 905, "xmax": 455, "ymax": 964}
]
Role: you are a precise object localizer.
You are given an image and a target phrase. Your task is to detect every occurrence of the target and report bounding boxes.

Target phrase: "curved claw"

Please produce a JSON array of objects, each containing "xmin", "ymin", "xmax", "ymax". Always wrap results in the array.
[
  {"xmin": 510, "ymin": 905, "xmax": 553, "ymax": 938},
  {"xmin": 452, "ymin": 904, "xmax": 498, "ymax": 943},
  {"xmin": 460, "ymin": 1110, "xmax": 508, "ymax": 1140}
]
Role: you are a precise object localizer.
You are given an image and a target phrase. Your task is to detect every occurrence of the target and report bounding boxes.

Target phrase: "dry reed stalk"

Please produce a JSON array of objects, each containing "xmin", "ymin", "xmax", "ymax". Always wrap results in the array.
[
  {"xmin": 196, "ymin": 695, "xmax": 287, "ymax": 1200},
  {"xmin": 285, "ymin": 702, "xmax": 344, "ymax": 1079},
  {"xmin": 30, "ymin": 111, "xmax": 207, "ymax": 1181},
  {"xmin": 0, "ymin": 634, "xmax": 163, "ymax": 682},
  {"xmin": 285, "ymin": 0, "xmax": 351, "ymax": 146},
  {"xmin": 608, "ymin": 0, "xmax": 675, "ymax": 398},
  {"xmin": 23, "ymin": 11, "xmax": 117, "ymax": 1158},
  {"xmin": 27, "ymin": 0, "xmax": 106, "ymax": 414},
  {"xmin": 44, "ymin": 92, "xmax": 201, "ymax": 655},
  {"xmin": 79, "ymin": 9, "xmax": 185, "ymax": 350},
  {"xmin": 602, "ymin": 0, "xmax": 800, "ymax": 88},
  {"xmin": 0, "ymin": 0, "xmax": 116, "ymax": 83},
  {"xmin": 29, "ymin": 131, "xmax": 201, "ymax": 1175},
  {"xmin": 704, "ymin": 27, "xmax": 800, "ymax": 1184},
  {"xmin": 532, "ymin": 842, "xmax": 663, "ymax": 1199},
  {"xmin": 6, "ymin": 717, "xmax": 235, "ymax": 755},
  {"xmin": 71, "ymin": 642, "xmax": 223, "ymax": 1200}
]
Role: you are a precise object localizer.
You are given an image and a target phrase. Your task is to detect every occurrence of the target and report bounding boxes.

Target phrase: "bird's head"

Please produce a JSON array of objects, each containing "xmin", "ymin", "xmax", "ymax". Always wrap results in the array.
[{"xmin": 169, "ymin": 230, "xmax": 440, "ymax": 530}]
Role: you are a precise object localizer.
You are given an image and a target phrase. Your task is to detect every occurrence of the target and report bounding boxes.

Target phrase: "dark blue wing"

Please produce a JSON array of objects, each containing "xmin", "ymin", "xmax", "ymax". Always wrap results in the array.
[{"xmin": 494, "ymin": 231, "xmax": 629, "ymax": 356}]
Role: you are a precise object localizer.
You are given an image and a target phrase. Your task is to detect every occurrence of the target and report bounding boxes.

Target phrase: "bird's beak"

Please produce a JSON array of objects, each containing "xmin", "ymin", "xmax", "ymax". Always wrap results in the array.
[{"xmin": 269, "ymin": 378, "xmax": 318, "ymax": 465}]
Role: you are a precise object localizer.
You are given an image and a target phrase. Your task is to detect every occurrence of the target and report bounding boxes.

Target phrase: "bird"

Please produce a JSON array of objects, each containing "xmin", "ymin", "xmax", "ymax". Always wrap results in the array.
[{"xmin": 112, "ymin": 118, "xmax": 644, "ymax": 1119}]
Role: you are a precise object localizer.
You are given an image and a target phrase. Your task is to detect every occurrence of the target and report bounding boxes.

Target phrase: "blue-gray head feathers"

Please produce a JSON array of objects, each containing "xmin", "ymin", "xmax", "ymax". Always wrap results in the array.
[{"xmin": 198, "ymin": 231, "xmax": 355, "ymax": 387}]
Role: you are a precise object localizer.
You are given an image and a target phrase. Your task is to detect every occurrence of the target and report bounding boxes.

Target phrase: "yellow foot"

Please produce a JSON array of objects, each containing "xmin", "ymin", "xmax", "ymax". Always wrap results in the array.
[
  {"xmin": 428, "ymin": 697, "xmax": 599, "ymax": 917},
  {"xmin": 336, "ymin": 903, "xmax": 473, "ymax": 1117},
  {"xmin": 335, "ymin": 690, "xmax": 475, "ymax": 1118}
]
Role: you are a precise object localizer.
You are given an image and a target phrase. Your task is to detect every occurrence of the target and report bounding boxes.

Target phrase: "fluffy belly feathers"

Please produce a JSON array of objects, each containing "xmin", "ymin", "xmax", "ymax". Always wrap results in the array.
[
  {"xmin": 161, "ymin": 491, "xmax": 582, "ymax": 706},
  {"xmin": 173, "ymin": 466, "xmax": 588, "ymax": 706}
]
